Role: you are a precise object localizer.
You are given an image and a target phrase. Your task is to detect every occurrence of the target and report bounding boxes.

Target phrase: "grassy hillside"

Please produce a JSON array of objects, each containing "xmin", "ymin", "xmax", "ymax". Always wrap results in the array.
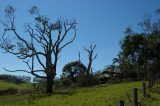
[
  {"xmin": 0, "ymin": 80, "xmax": 32, "ymax": 90},
  {"xmin": 0, "ymin": 80, "xmax": 160, "ymax": 106}
]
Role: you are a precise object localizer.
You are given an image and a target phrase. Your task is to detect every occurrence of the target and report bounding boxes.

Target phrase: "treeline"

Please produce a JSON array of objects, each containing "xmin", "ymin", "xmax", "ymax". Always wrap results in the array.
[
  {"xmin": 33, "ymin": 61, "xmax": 118, "ymax": 90},
  {"xmin": 112, "ymin": 12, "xmax": 160, "ymax": 81},
  {"xmin": 0, "ymin": 74, "xmax": 31, "ymax": 84},
  {"xmin": 113, "ymin": 30, "xmax": 160, "ymax": 80}
]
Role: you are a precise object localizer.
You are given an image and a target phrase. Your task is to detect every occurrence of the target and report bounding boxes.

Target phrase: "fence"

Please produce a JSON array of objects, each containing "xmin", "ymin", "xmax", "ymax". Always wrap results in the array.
[{"xmin": 118, "ymin": 80, "xmax": 156, "ymax": 106}]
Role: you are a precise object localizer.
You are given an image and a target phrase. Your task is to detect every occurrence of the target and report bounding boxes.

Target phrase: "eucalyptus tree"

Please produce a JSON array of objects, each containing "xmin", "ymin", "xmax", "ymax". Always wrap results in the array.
[
  {"xmin": 118, "ymin": 28, "xmax": 160, "ymax": 79},
  {"xmin": 0, "ymin": 6, "xmax": 77, "ymax": 93}
]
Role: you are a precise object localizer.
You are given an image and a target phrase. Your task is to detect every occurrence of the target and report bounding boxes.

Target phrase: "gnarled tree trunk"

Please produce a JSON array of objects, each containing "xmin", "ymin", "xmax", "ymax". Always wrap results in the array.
[{"xmin": 46, "ymin": 72, "xmax": 54, "ymax": 93}]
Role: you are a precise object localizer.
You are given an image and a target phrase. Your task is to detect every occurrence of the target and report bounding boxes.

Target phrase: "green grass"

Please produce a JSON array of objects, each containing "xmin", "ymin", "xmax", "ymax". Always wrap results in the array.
[
  {"xmin": 0, "ymin": 80, "xmax": 160, "ymax": 106},
  {"xmin": 0, "ymin": 80, "xmax": 32, "ymax": 90},
  {"xmin": 34, "ymin": 82, "xmax": 142, "ymax": 106}
]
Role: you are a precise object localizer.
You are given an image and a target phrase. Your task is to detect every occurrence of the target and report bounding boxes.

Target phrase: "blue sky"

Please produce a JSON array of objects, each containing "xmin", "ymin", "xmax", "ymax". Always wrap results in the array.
[{"xmin": 0, "ymin": 0, "xmax": 160, "ymax": 77}]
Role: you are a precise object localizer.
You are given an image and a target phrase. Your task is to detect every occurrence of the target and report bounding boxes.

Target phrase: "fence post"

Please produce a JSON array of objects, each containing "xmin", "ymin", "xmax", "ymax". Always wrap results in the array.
[
  {"xmin": 119, "ymin": 100, "xmax": 124, "ymax": 106},
  {"xmin": 149, "ymin": 77, "xmax": 151, "ymax": 88},
  {"xmin": 142, "ymin": 82, "xmax": 146, "ymax": 97},
  {"xmin": 133, "ymin": 88, "xmax": 138, "ymax": 106},
  {"xmin": 153, "ymin": 78, "xmax": 156, "ymax": 85},
  {"xmin": 151, "ymin": 78, "xmax": 153, "ymax": 86}
]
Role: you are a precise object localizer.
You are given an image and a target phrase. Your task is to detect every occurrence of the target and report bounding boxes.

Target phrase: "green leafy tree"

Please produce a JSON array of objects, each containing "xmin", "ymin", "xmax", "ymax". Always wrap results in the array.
[
  {"xmin": 62, "ymin": 61, "xmax": 86, "ymax": 86},
  {"xmin": 115, "ymin": 15, "xmax": 160, "ymax": 80}
]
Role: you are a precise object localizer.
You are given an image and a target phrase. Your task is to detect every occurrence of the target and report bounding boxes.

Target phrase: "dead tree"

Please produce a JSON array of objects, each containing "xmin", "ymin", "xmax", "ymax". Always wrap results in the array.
[
  {"xmin": 0, "ymin": 6, "xmax": 76, "ymax": 93},
  {"xmin": 84, "ymin": 43, "xmax": 97, "ymax": 86}
]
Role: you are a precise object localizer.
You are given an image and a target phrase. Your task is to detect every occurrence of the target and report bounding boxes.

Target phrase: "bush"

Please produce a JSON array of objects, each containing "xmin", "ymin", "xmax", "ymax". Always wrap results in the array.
[{"xmin": 62, "ymin": 78, "xmax": 72, "ymax": 87}]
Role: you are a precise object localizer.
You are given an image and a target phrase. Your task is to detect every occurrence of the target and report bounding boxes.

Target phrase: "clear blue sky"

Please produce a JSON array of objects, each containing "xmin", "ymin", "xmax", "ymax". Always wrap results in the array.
[{"xmin": 0, "ymin": 0, "xmax": 160, "ymax": 77}]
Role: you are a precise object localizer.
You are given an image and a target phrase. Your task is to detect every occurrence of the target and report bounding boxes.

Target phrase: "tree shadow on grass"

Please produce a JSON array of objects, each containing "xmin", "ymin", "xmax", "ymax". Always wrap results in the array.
[{"xmin": 53, "ymin": 91, "xmax": 75, "ymax": 96}]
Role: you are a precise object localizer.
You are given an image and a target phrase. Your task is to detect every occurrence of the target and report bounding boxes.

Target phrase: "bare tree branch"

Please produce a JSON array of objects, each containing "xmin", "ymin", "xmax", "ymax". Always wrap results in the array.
[
  {"xmin": 3, "ymin": 67, "xmax": 46, "ymax": 79},
  {"xmin": 59, "ymin": 29, "xmax": 76, "ymax": 51},
  {"xmin": 0, "ymin": 6, "xmax": 77, "ymax": 93},
  {"xmin": 3, "ymin": 67, "xmax": 30, "ymax": 73}
]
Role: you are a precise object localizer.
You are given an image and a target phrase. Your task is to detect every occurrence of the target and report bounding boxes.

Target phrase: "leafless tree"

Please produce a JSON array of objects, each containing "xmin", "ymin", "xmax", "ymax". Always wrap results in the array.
[
  {"xmin": 84, "ymin": 43, "xmax": 97, "ymax": 86},
  {"xmin": 0, "ymin": 6, "xmax": 77, "ymax": 93}
]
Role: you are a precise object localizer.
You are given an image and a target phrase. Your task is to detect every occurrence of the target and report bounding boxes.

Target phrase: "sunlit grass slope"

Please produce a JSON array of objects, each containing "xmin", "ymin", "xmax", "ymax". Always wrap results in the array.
[
  {"xmin": 0, "ymin": 81, "xmax": 159, "ymax": 106},
  {"xmin": 0, "ymin": 81, "xmax": 141, "ymax": 106}
]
